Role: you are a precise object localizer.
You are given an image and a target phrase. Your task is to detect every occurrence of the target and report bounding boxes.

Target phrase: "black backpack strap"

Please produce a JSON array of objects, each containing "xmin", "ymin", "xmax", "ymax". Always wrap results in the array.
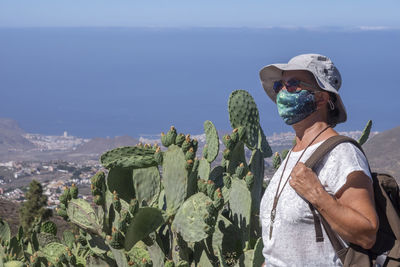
[{"xmin": 304, "ymin": 135, "xmax": 362, "ymax": 262}]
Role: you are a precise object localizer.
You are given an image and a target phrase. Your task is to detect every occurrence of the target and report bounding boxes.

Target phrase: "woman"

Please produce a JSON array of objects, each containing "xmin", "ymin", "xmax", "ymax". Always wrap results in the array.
[{"xmin": 258, "ymin": 54, "xmax": 378, "ymax": 266}]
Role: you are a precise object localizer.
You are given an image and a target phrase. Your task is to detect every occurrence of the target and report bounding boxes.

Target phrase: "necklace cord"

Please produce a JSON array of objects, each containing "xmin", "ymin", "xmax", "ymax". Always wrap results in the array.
[{"xmin": 269, "ymin": 125, "xmax": 331, "ymax": 239}]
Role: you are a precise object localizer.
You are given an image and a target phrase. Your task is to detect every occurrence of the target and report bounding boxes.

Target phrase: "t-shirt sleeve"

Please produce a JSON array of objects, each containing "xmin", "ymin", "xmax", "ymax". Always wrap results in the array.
[{"xmin": 315, "ymin": 142, "xmax": 372, "ymax": 195}]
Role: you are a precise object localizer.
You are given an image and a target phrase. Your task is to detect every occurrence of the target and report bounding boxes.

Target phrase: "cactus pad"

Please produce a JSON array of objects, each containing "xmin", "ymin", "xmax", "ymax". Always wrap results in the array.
[
  {"xmin": 106, "ymin": 166, "xmax": 135, "ymax": 203},
  {"xmin": 203, "ymin": 120, "xmax": 220, "ymax": 162},
  {"xmin": 259, "ymin": 127, "xmax": 272, "ymax": 158},
  {"xmin": 162, "ymin": 145, "xmax": 188, "ymax": 215},
  {"xmin": 172, "ymin": 192, "xmax": 215, "ymax": 243},
  {"xmin": 198, "ymin": 158, "xmax": 211, "ymax": 180},
  {"xmin": 40, "ymin": 221, "xmax": 57, "ymax": 236},
  {"xmin": 40, "ymin": 242, "xmax": 68, "ymax": 265},
  {"xmin": 124, "ymin": 207, "xmax": 167, "ymax": 250},
  {"xmin": 212, "ymin": 214, "xmax": 243, "ymax": 259},
  {"xmin": 229, "ymin": 178, "xmax": 252, "ymax": 249},
  {"xmin": 249, "ymin": 149, "xmax": 264, "ymax": 213},
  {"xmin": 100, "ymin": 146, "xmax": 157, "ymax": 169},
  {"xmin": 132, "ymin": 166, "xmax": 161, "ymax": 207},
  {"xmin": 0, "ymin": 218, "xmax": 11, "ymax": 244},
  {"xmin": 358, "ymin": 120, "xmax": 372, "ymax": 146},
  {"xmin": 228, "ymin": 90, "xmax": 260, "ymax": 149},
  {"xmin": 67, "ymin": 198, "xmax": 101, "ymax": 234}
]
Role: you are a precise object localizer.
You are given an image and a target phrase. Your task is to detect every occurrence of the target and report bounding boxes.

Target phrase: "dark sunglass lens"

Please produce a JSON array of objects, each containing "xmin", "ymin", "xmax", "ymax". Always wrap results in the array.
[
  {"xmin": 287, "ymin": 79, "xmax": 300, "ymax": 87},
  {"xmin": 273, "ymin": 81, "xmax": 283, "ymax": 93}
]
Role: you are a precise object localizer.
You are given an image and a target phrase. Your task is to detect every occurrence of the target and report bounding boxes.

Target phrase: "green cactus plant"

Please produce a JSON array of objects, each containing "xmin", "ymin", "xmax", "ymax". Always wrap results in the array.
[
  {"xmin": 40, "ymin": 221, "xmax": 57, "ymax": 236},
  {"xmin": 47, "ymin": 90, "xmax": 280, "ymax": 266},
  {"xmin": 358, "ymin": 120, "xmax": 372, "ymax": 146}
]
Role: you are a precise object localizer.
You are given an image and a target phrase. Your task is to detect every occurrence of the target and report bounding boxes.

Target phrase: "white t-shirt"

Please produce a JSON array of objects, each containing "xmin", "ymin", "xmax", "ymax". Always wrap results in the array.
[{"xmin": 260, "ymin": 141, "xmax": 372, "ymax": 267}]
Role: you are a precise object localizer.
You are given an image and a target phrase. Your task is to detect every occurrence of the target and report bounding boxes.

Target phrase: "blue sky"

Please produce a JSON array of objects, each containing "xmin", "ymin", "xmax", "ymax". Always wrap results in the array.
[{"xmin": 1, "ymin": 0, "xmax": 400, "ymax": 28}]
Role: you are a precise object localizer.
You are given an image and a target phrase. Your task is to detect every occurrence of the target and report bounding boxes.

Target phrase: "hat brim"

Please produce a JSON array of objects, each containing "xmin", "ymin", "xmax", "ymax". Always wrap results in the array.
[{"xmin": 259, "ymin": 64, "xmax": 347, "ymax": 124}]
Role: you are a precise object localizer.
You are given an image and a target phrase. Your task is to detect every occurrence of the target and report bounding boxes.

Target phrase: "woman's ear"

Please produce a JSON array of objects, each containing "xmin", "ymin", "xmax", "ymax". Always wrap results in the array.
[{"xmin": 315, "ymin": 91, "xmax": 330, "ymax": 110}]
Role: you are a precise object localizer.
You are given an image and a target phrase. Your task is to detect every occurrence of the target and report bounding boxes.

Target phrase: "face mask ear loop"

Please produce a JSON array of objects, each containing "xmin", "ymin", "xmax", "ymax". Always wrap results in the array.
[{"xmin": 328, "ymin": 99, "xmax": 335, "ymax": 110}]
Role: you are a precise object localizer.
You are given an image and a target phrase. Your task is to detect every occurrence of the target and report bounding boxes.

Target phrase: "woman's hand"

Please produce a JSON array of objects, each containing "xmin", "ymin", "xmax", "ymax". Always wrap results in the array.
[
  {"xmin": 289, "ymin": 162, "xmax": 324, "ymax": 204},
  {"xmin": 290, "ymin": 162, "xmax": 378, "ymax": 249}
]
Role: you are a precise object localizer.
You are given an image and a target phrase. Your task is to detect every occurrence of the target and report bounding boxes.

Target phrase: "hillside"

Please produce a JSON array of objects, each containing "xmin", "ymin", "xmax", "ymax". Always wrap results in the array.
[
  {"xmin": 0, "ymin": 118, "xmax": 35, "ymax": 151},
  {"xmin": 364, "ymin": 126, "xmax": 400, "ymax": 183},
  {"xmin": 0, "ymin": 198, "xmax": 71, "ymax": 239}
]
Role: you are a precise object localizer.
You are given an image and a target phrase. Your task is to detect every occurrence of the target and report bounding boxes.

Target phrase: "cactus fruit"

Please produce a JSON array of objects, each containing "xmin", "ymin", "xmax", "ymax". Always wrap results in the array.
[
  {"xmin": 59, "ymin": 186, "xmax": 71, "ymax": 205},
  {"xmin": 181, "ymin": 134, "xmax": 192, "ymax": 153},
  {"xmin": 93, "ymin": 195, "xmax": 104, "ymax": 205},
  {"xmin": 154, "ymin": 147, "xmax": 163, "ymax": 165},
  {"xmin": 165, "ymin": 126, "xmax": 178, "ymax": 147},
  {"xmin": 197, "ymin": 179, "xmax": 207, "ymax": 194},
  {"xmin": 175, "ymin": 133, "xmax": 186, "ymax": 147},
  {"xmin": 109, "ymin": 227, "xmax": 124, "ymax": 249},
  {"xmin": 56, "ymin": 207, "xmax": 68, "ymax": 219},
  {"xmin": 65, "ymin": 248, "xmax": 76, "ymax": 265},
  {"xmin": 112, "ymin": 191, "xmax": 122, "ymax": 213},
  {"xmin": 185, "ymin": 147, "xmax": 195, "ymax": 161},
  {"xmin": 185, "ymin": 159, "xmax": 194, "ymax": 171},
  {"xmin": 230, "ymin": 128, "xmax": 239, "ymax": 143},
  {"xmin": 272, "ymin": 152, "xmax": 282, "ymax": 170},
  {"xmin": 223, "ymin": 149, "xmax": 231, "ymax": 159},
  {"xmin": 223, "ymin": 174, "xmax": 232, "ymax": 189},
  {"xmin": 192, "ymin": 138, "xmax": 199, "ymax": 152},
  {"xmin": 223, "ymin": 134, "xmax": 235, "ymax": 150},
  {"xmin": 213, "ymin": 189, "xmax": 224, "ymax": 210},
  {"xmin": 206, "ymin": 180, "xmax": 216, "ymax": 199},
  {"xmin": 161, "ymin": 132, "xmax": 167, "ymax": 147},
  {"xmin": 245, "ymin": 172, "xmax": 254, "ymax": 189},
  {"xmin": 237, "ymin": 127, "xmax": 246, "ymax": 141},
  {"xmin": 69, "ymin": 183, "xmax": 78, "ymax": 199},
  {"xmin": 235, "ymin": 163, "xmax": 246, "ymax": 179}
]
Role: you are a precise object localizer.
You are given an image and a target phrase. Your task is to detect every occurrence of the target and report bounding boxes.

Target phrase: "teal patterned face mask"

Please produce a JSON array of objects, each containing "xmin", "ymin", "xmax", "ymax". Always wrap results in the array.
[{"xmin": 276, "ymin": 89, "xmax": 317, "ymax": 125}]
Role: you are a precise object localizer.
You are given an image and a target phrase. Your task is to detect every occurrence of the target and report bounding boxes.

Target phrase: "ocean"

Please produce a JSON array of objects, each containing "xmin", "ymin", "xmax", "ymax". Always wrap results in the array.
[{"xmin": 0, "ymin": 27, "xmax": 399, "ymax": 138}]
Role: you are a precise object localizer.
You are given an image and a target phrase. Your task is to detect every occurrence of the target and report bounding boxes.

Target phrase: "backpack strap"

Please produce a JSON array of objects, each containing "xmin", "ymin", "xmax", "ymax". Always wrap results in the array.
[
  {"xmin": 304, "ymin": 135, "xmax": 362, "ymax": 170},
  {"xmin": 304, "ymin": 135, "xmax": 362, "ymax": 263}
]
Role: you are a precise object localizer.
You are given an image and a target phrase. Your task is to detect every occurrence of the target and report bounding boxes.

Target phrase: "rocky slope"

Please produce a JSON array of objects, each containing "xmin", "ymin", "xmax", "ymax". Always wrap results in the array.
[{"xmin": 364, "ymin": 126, "xmax": 400, "ymax": 183}]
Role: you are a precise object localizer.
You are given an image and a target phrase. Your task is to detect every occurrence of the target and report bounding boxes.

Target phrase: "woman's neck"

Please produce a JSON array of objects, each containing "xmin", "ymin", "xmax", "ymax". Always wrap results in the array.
[{"xmin": 292, "ymin": 121, "xmax": 335, "ymax": 151}]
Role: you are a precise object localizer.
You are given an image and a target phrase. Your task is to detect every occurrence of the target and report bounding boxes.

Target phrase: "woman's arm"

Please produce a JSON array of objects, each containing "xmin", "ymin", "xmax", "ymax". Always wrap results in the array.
[{"xmin": 290, "ymin": 163, "xmax": 379, "ymax": 249}]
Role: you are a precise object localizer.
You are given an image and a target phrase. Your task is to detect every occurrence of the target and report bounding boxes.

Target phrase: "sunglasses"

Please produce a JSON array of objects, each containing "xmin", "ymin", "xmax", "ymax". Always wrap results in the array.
[{"xmin": 273, "ymin": 79, "xmax": 319, "ymax": 93}]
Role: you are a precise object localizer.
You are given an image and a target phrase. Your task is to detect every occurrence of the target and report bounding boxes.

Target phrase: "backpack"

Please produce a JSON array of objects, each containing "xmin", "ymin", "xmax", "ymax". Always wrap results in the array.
[{"xmin": 304, "ymin": 135, "xmax": 400, "ymax": 267}]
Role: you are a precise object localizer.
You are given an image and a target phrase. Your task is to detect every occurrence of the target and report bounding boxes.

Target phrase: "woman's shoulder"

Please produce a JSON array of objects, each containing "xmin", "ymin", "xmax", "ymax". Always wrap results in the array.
[{"xmin": 320, "ymin": 142, "xmax": 371, "ymax": 179}]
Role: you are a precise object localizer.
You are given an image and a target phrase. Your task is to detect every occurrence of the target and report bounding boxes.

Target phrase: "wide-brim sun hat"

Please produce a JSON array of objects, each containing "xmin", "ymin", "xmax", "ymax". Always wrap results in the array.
[{"xmin": 259, "ymin": 53, "xmax": 347, "ymax": 124}]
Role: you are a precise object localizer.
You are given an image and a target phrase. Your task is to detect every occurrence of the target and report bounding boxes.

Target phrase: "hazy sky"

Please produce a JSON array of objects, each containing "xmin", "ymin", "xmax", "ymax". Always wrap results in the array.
[{"xmin": 1, "ymin": 0, "xmax": 400, "ymax": 28}]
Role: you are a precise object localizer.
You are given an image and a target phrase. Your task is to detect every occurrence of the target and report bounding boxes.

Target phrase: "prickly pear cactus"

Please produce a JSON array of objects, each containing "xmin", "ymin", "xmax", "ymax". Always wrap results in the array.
[
  {"xmin": 40, "ymin": 221, "xmax": 57, "ymax": 236},
  {"xmin": 228, "ymin": 90, "xmax": 260, "ymax": 150},
  {"xmin": 358, "ymin": 120, "xmax": 372, "ymax": 146},
  {"xmin": 100, "ymin": 145, "xmax": 158, "ymax": 169},
  {"xmin": 162, "ymin": 144, "xmax": 189, "ymax": 215},
  {"xmin": 203, "ymin": 120, "xmax": 220, "ymax": 163},
  {"xmin": 67, "ymin": 198, "xmax": 101, "ymax": 234},
  {"xmin": 48, "ymin": 90, "xmax": 275, "ymax": 267},
  {"xmin": 172, "ymin": 193, "xmax": 216, "ymax": 243}
]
